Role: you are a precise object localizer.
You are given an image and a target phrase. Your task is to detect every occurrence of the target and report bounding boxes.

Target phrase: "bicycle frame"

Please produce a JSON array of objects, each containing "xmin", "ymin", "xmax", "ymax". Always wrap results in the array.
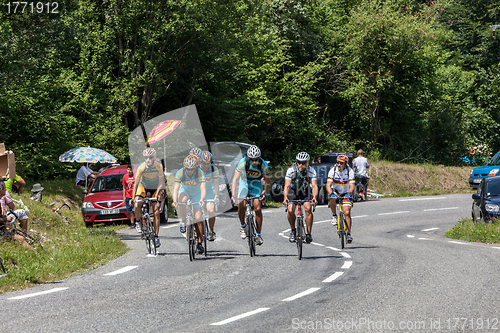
[
  {"xmin": 137, "ymin": 197, "xmax": 157, "ymax": 256},
  {"xmin": 176, "ymin": 199, "xmax": 198, "ymax": 261},
  {"xmin": 1, "ymin": 210, "xmax": 38, "ymax": 246},
  {"xmin": 237, "ymin": 196, "xmax": 261, "ymax": 257},
  {"xmin": 333, "ymin": 192, "xmax": 348, "ymax": 249},
  {"xmin": 201, "ymin": 199, "xmax": 218, "ymax": 256},
  {"xmin": 287, "ymin": 199, "xmax": 315, "ymax": 260}
]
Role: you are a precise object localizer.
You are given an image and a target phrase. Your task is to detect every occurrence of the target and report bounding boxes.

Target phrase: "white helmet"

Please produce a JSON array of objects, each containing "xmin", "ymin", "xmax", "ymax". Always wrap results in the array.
[
  {"xmin": 246, "ymin": 145, "xmax": 261, "ymax": 158},
  {"xmin": 296, "ymin": 152, "xmax": 310, "ymax": 162},
  {"xmin": 190, "ymin": 147, "xmax": 202, "ymax": 156},
  {"xmin": 183, "ymin": 155, "xmax": 198, "ymax": 169}
]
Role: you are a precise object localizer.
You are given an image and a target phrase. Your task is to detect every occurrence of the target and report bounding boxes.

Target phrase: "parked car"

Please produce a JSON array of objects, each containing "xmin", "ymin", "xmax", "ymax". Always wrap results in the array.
[
  {"xmin": 81, "ymin": 165, "xmax": 168, "ymax": 226},
  {"xmin": 469, "ymin": 150, "xmax": 500, "ymax": 189},
  {"xmin": 472, "ymin": 176, "xmax": 500, "ymax": 223}
]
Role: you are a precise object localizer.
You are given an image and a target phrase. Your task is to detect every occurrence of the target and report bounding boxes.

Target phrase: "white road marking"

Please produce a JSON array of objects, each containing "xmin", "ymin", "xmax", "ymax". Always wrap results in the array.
[
  {"xmin": 326, "ymin": 246, "xmax": 341, "ymax": 251},
  {"xmin": 162, "ymin": 224, "xmax": 179, "ymax": 229},
  {"xmin": 421, "ymin": 227, "xmax": 439, "ymax": 231},
  {"xmin": 341, "ymin": 261, "xmax": 353, "ymax": 269},
  {"xmin": 340, "ymin": 252, "xmax": 351, "ymax": 258},
  {"xmin": 407, "ymin": 235, "xmax": 415, "ymax": 238},
  {"xmin": 378, "ymin": 211, "xmax": 410, "ymax": 216},
  {"xmin": 323, "ymin": 272, "xmax": 344, "ymax": 283},
  {"xmin": 282, "ymin": 288, "xmax": 321, "ymax": 301},
  {"xmin": 311, "ymin": 242, "xmax": 324, "ymax": 247},
  {"xmin": 449, "ymin": 240, "xmax": 468, "ymax": 245},
  {"xmin": 352, "ymin": 215, "xmax": 368, "ymax": 218},
  {"xmin": 423, "ymin": 207, "xmax": 458, "ymax": 212},
  {"xmin": 104, "ymin": 266, "xmax": 138, "ymax": 276},
  {"xmin": 399, "ymin": 197, "xmax": 446, "ymax": 201},
  {"xmin": 210, "ymin": 308, "xmax": 270, "ymax": 326},
  {"xmin": 8, "ymin": 287, "xmax": 69, "ymax": 300},
  {"xmin": 418, "ymin": 238, "xmax": 432, "ymax": 240},
  {"xmin": 493, "ymin": 247, "xmax": 500, "ymax": 250},
  {"xmin": 314, "ymin": 219, "xmax": 334, "ymax": 224}
]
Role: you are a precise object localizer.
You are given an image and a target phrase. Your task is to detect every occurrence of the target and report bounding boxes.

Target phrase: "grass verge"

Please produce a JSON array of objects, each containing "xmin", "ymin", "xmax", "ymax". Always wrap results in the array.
[
  {"xmin": 0, "ymin": 179, "xmax": 128, "ymax": 293},
  {"xmin": 445, "ymin": 218, "xmax": 500, "ymax": 244}
]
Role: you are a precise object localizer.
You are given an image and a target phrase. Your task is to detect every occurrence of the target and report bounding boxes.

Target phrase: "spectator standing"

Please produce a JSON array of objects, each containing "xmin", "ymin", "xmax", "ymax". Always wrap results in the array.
[
  {"xmin": 353, "ymin": 149, "xmax": 370, "ymax": 193},
  {"xmin": 122, "ymin": 165, "xmax": 136, "ymax": 228},
  {"xmin": 5, "ymin": 174, "xmax": 26, "ymax": 194}
]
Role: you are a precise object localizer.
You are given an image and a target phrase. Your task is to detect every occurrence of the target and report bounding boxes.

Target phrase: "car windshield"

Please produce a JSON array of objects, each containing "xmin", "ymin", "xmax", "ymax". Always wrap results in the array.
[
  {"xmin": 485, "ymin": 181, "xmax": 500, "ymax": 197},
  {"xmin": 487, "ymin": 152, "xmax": 500, "ymax": 166},
  {"xmin": 312, "ymin": 165, "xmax": 333, "ymax": 178},
  {"xmin": 90, "ymin": 174, "xmax": 124, "ymax": 193},
  {"xmin": 212, "ymin": 143, "xmax": 248, "ymax": 160}
]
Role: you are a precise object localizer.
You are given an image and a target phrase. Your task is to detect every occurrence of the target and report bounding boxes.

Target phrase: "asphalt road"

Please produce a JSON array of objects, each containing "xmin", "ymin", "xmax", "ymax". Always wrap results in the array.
[{"xmin": 2, "ymin": 193, "xmax": 500, "ymax": 333}]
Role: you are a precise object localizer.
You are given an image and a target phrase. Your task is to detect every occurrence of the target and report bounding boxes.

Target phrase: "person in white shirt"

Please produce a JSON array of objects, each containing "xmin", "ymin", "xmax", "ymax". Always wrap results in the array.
[
  {"xmin": 353, "ymin": 149, "xmax": 370, "ymax": 196},
  {"xmin": 76, "ymin": 164, "xmax": 98, "ymax": 187}
]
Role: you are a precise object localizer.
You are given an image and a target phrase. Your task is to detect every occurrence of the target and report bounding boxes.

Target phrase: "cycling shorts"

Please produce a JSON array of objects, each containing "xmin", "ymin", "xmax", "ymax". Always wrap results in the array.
[
  {"xmin": 238, "ymin": 179, "xmax": 262, "ymax": 198},
  {"xmin": 287, "ymin": 187, "xmax": 311, "ymax": 201},
  {"xmin": 331, "ymin": 193, "xmax": 353, "ymax": 207},
  {"xmin": 178, "ymin": 188, "xmax": 202, "ymax": 209}
]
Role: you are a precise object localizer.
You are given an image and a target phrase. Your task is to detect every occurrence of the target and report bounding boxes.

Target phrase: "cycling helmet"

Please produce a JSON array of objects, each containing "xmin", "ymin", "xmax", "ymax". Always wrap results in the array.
[
  {"xmin": 183, "ymin": 155, "xmax": 198, "ymax": 169},
  {"xmin": 190, "ymin": 147, "xmax": 202, "ymax": 156},
  {"xmin": 337, "ymin": 154, "xmax": 349, "ymax": 164},
  {"xmin": 296, "ymin": 152, "xmax": 310, "ymax": 162},
  {"xmin": 143, "ymin": 148, "xmax": 156, "ymax": 157},
  {"xmin": 246, "ymin": 145, "xmax": 261, "ymax": 159},
  {"xmin": 200, "ymin": 151, "xmax": 212, "ymax": 164}
]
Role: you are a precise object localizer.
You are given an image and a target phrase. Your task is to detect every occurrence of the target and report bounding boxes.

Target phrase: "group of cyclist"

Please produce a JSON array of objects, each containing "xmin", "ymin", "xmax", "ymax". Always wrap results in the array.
[{"xmin": 131, "ymin": 143, "xmax": 365, "ymax": 254}]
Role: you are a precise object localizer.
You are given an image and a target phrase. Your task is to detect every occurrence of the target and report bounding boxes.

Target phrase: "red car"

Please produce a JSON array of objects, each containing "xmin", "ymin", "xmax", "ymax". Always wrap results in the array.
[{"xmin": 81, "ymin": 165, "xmax": 130, "ymax": 225}]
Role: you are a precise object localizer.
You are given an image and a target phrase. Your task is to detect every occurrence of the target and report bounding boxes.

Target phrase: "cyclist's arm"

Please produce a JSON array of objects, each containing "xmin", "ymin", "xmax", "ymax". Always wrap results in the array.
[
  {"xmin": 231, "ymin": 169, "xmax": 241, "ymax": 200},
  {"xmin": 326, "ymin": 180, "xmax": 333, "ymax": 196},
  {"xmin": 283, "ymin": 178, "xmax": 291, "ymax": 205},
  {"xmin": 311, "ymin": 179, "xmax": 318, "ymax": 201},
  {"xmin": 172, "ymin": 182, "xmax": 180, "ymax": 207},
  {"xmin": 200, "ymin": 182, "xmax": 206, "ymax": 204},
  {"xmin": 348, "ymin": 182, "xmax": 355, "ymax": 195},
  {"xmin": 261, "ymin": 174, "xmax": 270, "ymax": 197},
  {"xmin": 214, "ymin": 176, "xmax": 219, "ymax": 197},
  {"xmin": 133, "ymin": 169, "xmax": 143, "ymax": 198}
]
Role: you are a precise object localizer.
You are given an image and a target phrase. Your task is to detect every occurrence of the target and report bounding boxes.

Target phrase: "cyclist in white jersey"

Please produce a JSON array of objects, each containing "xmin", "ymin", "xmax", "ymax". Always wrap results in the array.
[{"xmin": 326, "ymin": 154, "xmax": 355, "ymax": 243}]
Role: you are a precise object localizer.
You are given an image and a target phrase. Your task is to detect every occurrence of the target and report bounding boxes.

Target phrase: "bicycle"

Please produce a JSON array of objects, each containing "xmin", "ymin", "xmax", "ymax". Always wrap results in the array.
[
  {"xmin": 201, "ymin": 199, "xmax": 219, "ymax": 257},
  {"xmin": 0, "ymin": 210, "xmax": 41, "ymax": 248},
  {"xmin": 237, "ymin": 196, "xmax": 261, "ymax": 257},
  {"xmin": 136, "ymin": 197, "xmax": 158, "ymax": 256},
  {"xmin": 332, "ymin": 190, "xmax": 349, "ymax": 249},
  {"xmin": 176, "ymin": 198, "xmax": 198, "ymax": 261},
  {"xmin": 353, "ymin": 174, "xmax": 368, "ymax": 202},
  {"xmin": 48, "ymin": 201, "xmax": 73, "ymax": 224},
  {"xmin": 286, "ymin": 199, "xmax": 315, "ymax": 260}
]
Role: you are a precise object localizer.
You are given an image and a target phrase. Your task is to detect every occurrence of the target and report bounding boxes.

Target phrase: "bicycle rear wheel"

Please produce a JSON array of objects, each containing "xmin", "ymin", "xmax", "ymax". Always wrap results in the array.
[
  {"xmin": 296, "ymin": 217, "xmax": 303, "ymax": 260},
  {"xmin": 247, "ymin": 217, "xmax": 255, "ymax": 257},
  {"xmin": 14, "ymin": 229, "xmax": 37, "ymax": 247},
  {"xmin": 148, "ymin": 218, "xmax": 156, "ymax": 256}
]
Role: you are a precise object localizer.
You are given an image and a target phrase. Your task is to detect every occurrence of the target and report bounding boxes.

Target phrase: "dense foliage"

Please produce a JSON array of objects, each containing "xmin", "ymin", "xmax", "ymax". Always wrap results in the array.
[{"xmin": 0, "ymin": 0, "xmax": 499, "ymax": 179}]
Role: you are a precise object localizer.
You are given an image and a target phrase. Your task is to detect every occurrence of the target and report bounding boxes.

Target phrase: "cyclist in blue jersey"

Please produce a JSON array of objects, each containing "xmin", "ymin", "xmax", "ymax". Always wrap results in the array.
[
  {"xmin": 231, "ymin": 145, "xmax": 270, "ymax": 245},
  {"xmin": 200, "ymin": 151, "xmax": 219, "ymax": 241},
  {"xmin": 172, "ymin": 155, "xmax": 206, "ymax": 254}
]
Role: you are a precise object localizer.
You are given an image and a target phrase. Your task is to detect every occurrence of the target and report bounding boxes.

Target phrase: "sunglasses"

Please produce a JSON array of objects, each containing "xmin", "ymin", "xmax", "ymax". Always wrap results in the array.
[
  {"xmin": 336, "ymin": 161, "xmax": 345, "ymax": 165},
  {"xmin": 297, "ymin": 161, "xmax": 307, "ymax": 165},
  {"xmin": 145, "ymin": 156, "xmax": 154, "ymax": 160},
  {"xmin": 250, "ymin": 158, "xmax": 259, "ymax": 162}
]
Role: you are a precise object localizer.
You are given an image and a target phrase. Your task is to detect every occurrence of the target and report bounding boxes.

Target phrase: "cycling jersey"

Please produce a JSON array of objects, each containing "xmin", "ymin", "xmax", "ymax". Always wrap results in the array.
[
  {"xmin": 236, "ymin": 157, "xmax": 270, "ymax": 180},
  {"xmin": 202, "ymin": 165, "xmax": 219, "ymax": 199},
  {"xmin": 285, "ymin": 164, "xmax": 317, "ymax": 191},
  {"xmin": 136, "ymin": 161, "xmax": 164, "ymax": 188},
  {"xmin": 327, "ymin": 165, "xmax": 355, "ymax": 194}
]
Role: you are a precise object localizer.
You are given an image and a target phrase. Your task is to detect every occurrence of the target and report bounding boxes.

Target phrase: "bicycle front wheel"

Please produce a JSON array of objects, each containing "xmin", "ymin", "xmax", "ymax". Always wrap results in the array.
[
  {"xmin": 188, "ymin": 223, "xmax": 196, "ymax": 261},
  {"xmin": 247, "ymin": 217, "xmax": 255, "ymax": 257},
  {"xmin": 338, "ymin": 211, "xmax": 345, "ymax": 249},
  {"xmin": 296, "ymin": 217, "xmax": 303, "ymax": 260},
  {"xmin": 14, "ymin": 229, "xmax": 37, "ymax": 246},
  {"xmin": 203, "ymin": 219, "xmax": 208, "ymax": 257}
]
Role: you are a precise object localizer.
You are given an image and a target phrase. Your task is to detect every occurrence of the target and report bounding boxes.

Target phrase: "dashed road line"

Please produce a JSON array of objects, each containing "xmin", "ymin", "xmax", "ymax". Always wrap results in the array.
[
  {"xmin": 323, "ymin": 272, "xmax": 344, "ymax": 283},
  {"xmin": 341, "ymin": 261, "xmax": 352, "ymax": 269},
  {"xmin": 8, "ymin": 287, "xmax": 69, "ymax": 300},
  {"xmin": 421, "ymin": 227, "xmax": 439, "ymax": 231},
  {"xmin": 378, "ymin": 211, "xmax": 410, "ymax": 216},
  {"xmin": 104, "ymin": 266, "xmax": 138, "ymax": 276},
  {"xmin": 210, "ymin": 308, "xmax": 270, "ymax": 326},
  {"xmin": 407, "ymin": 235, "xmax": 415, "ymax": 238},
  {"xmin": 423, "ymin": 207, "xmax": 458, "ymax": 212},
  {"xmin": 282, "ymin": 288, "xmax": 321, "ymax": 301},
  {"xmin": 340, "ymin": 252, "xmax": 351, "ymax": 258},
  {"xmin": 399, "ymin": 197, "xmax": 446, "ymax": 201}
]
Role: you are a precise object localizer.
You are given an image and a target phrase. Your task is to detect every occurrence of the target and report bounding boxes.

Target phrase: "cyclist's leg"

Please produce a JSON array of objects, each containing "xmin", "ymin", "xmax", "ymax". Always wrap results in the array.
[
  {"xmin": 342, "ymin": 200, "xmax": 353, "ymax": 234},
  {"xmin": 286, "ymin": 189, "xmax": 297, "ymax": 230},
  {"xmin": 177, "ymin": 192, "xmax": 189, "ymax": 220},
  {"xmin": 152, "ymin": 189, "xmax": 162, "ymax": 236},
  {"xmin": 237, "ymin": 181, "xmax": 248, "ymax": 225},
  {"xmin": 250, "ymin": 180, "xmax": 263, "ymax": 233},
  {"xmin": 194, "ymin": 209, "xmax": 204, "ymax": 244},
  {"xmin": 134, "ymin": 184, "xmax": 147, "ymax": 222},
  {"xmin": 304, "ymin": 202, "xmax": 313, "ymax": 234}
]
